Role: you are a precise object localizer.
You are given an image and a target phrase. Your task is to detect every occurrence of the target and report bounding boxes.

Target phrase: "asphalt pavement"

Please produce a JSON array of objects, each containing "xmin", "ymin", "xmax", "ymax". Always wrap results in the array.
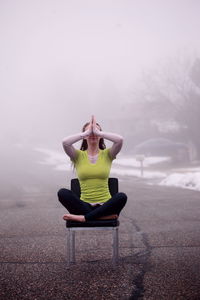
[{"xmin": 1, "ymin": 175, "xmax": 200, "ymax": 300}]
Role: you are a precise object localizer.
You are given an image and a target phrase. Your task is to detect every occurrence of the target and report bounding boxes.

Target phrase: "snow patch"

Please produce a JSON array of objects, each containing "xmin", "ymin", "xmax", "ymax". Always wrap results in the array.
[{"xmin": 160, "ymin": 172, "xmax": 200, "ymax": 191}]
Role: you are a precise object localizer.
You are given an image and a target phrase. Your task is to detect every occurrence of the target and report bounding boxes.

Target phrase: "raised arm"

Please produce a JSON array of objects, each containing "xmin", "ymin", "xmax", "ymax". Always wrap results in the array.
[
  {"xmin": 92, "ymin": 116, "xmax": 123, "ymax": 159},
  {"xmin": 99, "ymin": 131, "xmax": 123, "ymax": 159},
  {"xmin": 62, "ymin": 125, "xmax": 92, "ymax": 161}
]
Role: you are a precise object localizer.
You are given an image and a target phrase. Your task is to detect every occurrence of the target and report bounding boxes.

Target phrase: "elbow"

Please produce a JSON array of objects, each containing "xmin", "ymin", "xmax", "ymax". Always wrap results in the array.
[
  {"xmin": 62, "ymin": 139, "xmax": 66, "ymax": 147},
  {"xmin": 119, "ymin": 135, "xmax": 123, "ymax": 145},
  {"xmin": 114, "ymin": 135, "xmax": 123, "ymax": 148},
  {"xmin": 62, "ymin": 138, "xmax": 70, "ymax": 149}
]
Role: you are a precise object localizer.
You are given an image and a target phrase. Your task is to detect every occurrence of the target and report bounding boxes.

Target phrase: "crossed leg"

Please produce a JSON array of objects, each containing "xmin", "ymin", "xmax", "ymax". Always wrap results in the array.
[{"xmin": 57, "ymin": 188, "xmax": 127, "ymax": 222}]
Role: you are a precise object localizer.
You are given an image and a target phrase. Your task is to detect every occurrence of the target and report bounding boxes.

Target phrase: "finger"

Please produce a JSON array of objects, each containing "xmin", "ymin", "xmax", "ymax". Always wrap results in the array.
[{"xmin": 93, "ymin": 116, "xmax": 96, "ymax": 127}]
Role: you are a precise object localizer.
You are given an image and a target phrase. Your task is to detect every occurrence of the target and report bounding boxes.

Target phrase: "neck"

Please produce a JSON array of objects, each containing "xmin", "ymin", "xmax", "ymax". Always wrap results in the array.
[{"xmin": 87, "ymin": 144, "xmax": 99, "ymax": 155}]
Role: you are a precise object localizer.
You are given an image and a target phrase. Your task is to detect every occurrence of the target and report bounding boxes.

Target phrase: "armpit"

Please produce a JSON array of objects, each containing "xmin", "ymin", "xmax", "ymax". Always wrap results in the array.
[{"xmin": 108, "ymin": 148, "xmax": 116, "ymax": 161}]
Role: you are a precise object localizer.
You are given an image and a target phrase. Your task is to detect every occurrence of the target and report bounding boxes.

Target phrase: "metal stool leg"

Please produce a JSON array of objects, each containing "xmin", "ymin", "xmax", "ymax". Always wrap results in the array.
[
  {"xmin": 71, "ymin": 231, "xmax": 76, "ymax": 263},
  {"xmin": 67, "ymin": 228, "xmax": 71, "ymax": 266},
  {"xmin": 67, "ymin": 226, "xmax": 119, "ymax": 266},
  {"xmin": 112, "ymin": 227, "xmax": 119, "ymax": 266}
]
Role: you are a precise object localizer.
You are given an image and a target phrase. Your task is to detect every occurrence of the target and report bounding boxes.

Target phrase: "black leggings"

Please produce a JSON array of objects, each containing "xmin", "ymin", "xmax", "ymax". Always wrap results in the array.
[{"xmin": 57, "ymin": 188, "xmax": 127, "ymax": 221}]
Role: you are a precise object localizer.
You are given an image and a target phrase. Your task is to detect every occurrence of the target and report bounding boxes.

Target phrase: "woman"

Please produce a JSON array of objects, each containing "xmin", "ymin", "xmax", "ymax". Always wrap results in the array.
[{"xmin": 57, "ymin": 115, "xmax": 127, "ymax": 222}]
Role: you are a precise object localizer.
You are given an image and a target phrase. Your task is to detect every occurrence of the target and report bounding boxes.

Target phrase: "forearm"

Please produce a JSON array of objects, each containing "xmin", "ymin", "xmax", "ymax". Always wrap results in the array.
[
  {"xmin": 98, "ymin": 131, "xmax": 123, "ymax": 158},
  {"xmin": 98, "ymin": 131, "xmax": 123, "ymax": 144},
  {"xmin": 62, "ymin": 130, "xmax": 89, "ymax": 159},
  {"xmin": 62, "ymin": 132, "xmax": 85, "ymax": 147}
]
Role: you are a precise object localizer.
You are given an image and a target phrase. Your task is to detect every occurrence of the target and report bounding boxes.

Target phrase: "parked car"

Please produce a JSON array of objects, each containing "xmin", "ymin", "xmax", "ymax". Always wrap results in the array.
[{"xmin": 133, "ymin": 138, "xmax": 189, "ymax": 161}]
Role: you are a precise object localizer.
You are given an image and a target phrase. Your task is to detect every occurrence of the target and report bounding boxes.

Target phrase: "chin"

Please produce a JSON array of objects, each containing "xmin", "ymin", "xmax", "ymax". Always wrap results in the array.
[
  {"xmin": 90, "ymin": 140, "xmax": 97, "ymax": 143},
  {"xmin": 89, "ymin": 137, "xmax": 97, "ymax": 140}
]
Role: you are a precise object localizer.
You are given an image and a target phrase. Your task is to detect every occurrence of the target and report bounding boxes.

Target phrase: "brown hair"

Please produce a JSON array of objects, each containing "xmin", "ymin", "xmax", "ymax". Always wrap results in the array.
[{"xmin": 80, "ymin": 122, "xmax": 106, "ymax": 150}]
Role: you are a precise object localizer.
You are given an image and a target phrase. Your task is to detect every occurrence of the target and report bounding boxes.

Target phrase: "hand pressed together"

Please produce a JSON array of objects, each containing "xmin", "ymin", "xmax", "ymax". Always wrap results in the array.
[{"xmin": 91, "ymin": 115, "xmax": 102, "ymax": 137}]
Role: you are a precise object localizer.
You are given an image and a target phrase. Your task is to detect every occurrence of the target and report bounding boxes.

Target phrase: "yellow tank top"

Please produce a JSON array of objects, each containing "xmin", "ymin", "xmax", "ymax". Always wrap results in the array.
[{"xmin": 73, "ymin": 148, "xmax": 114, "ymax": 203}]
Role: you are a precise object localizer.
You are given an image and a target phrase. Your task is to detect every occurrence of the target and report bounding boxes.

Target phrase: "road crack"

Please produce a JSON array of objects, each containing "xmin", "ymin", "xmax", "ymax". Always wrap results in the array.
[{"xmin": 127, "ymin": 218, "xmax": 153, "ymax": 300}]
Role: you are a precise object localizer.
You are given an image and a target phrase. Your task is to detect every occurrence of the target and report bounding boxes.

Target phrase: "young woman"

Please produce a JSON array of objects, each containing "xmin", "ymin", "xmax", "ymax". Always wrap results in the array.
[{"xmin": 57, "ymin": 115, "xmax": 127, "ymax": 222}]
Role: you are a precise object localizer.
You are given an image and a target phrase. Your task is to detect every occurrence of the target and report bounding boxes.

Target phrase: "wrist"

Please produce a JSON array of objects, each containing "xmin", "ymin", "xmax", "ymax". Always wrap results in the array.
[
  {"xmin": 80, "ymin": 132, "xmax": 87, "ymax": 139},
  {"xmin": 97, "ymin": 131, "xmax": 104, "ymax": 138},
  {"xmin": 80, "ymin": 129, "xmax": 91, "ymax": 139}
]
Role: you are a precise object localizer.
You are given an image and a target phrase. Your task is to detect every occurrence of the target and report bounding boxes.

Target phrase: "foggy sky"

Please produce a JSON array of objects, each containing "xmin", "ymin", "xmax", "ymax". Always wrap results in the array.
[{"xmin": 1, "ymin": 0, "xmax": 200, "ymax": 147}]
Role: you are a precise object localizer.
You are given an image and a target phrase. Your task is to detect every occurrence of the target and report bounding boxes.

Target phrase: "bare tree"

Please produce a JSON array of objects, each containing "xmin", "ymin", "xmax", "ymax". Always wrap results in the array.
[{"xmin": 127, "ymin": 56, "xmax": 200, "ymax": 160}]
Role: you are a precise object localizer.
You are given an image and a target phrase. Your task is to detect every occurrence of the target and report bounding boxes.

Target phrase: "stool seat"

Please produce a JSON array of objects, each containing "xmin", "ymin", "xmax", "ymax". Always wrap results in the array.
[{"xmin": 66, "ymin": 219, "xmax": 120, "ymax": 228}]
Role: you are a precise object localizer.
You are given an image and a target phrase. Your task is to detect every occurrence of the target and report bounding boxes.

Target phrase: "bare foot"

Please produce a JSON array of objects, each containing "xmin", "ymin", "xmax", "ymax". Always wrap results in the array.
[
  {"xmin": 98, "ymin": 214, "xmax": 118, "ymax": 220},
  {"xmin": 63, "ymin": 214, "xmax": 85, "ymax": 222}
]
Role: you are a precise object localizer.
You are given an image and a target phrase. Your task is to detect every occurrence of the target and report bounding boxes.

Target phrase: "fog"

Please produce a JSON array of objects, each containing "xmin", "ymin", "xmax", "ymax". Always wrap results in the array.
[
  {"xmin": 1, "ymin": 0, "xmax": 200, "ymax": 145},
  {"xmin": 1, "ymin": 0, "xmax": 200, "ymax": 194}
]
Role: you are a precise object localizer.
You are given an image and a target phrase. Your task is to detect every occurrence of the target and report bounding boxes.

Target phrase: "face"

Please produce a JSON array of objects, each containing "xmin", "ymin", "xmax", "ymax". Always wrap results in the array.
[{"xmin": 84, "ymin": 124, "xmax": 101, "ymax": 145}]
